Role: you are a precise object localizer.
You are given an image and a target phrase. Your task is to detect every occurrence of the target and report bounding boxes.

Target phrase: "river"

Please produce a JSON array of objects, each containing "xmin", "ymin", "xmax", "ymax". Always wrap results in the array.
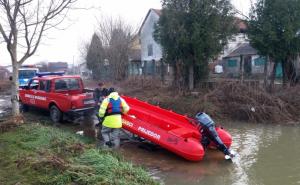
[
  {"xmin": 120, "ymin": 122, "xmax": 300, "ymax": 185},
  {"xmin": 1, "ymin": 96, "xmax": 299, "ymax": 185}
]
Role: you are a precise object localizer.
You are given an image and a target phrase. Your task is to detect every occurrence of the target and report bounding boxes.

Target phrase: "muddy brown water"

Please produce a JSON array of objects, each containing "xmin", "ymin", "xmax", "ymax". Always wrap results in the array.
[
  {"xmin": 1, "ymin": 96, "xmax": 300, "ymax": 185},
  {"xmin": 119, "ymin": 122, "xmax": 300, "ymax": 185}
]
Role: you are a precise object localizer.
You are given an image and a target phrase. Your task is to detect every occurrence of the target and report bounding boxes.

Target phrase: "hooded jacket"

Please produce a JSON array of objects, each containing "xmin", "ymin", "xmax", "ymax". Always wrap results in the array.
[{"xmin": 98, "ymin": 92, "xmax": 130, "ymax": 128}]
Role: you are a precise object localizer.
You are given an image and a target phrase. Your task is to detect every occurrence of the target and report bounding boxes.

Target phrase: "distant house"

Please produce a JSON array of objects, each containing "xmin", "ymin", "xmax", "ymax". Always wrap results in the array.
[
  {"xmin": 222, "ymin": 42, "xmax": 298, "ymax": 79},
  {"xmin": 78, "ymin": 62, "xmax": 92, "ymax": 79},
  {"xmin": 140, "ymin": 9, "xmax": 249, "ymax": 78},
  {"xmin": 139, "ymin": 9, "xmax": 165, "ymax": 76},
  {"xmin": 221, "ymin": 43, "xmax": 285, "ymax": 79},
  {"xmin": 48, "ymin": 62, "xmax": 68, "ymax": 72},
  {"xmin": 0, "ymin": 66, "xmax": 10, "ymax": 80},
  {"xmin": 223, "ymin": 43, "xmax": 259, "ymax": 77},
  {"xmin": 128, "ymin": 35, "xmax": 142, "ymax": 75},
  {"xmin": 218, "ymin": 18, "xmax": 249, "ymax": 60}
]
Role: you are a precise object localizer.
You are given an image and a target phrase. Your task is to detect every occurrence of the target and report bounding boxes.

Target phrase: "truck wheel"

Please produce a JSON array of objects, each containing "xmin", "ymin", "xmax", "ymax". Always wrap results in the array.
[{"xmin": 50, "ymin": 105, "xmax": 63, "ymax": 123}]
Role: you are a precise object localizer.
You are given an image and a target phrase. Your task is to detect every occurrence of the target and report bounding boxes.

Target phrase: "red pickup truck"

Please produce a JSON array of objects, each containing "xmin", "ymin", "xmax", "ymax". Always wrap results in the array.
[{"xmin": 19, "ymin": 72, "xmax": 96, "ymax": 123}]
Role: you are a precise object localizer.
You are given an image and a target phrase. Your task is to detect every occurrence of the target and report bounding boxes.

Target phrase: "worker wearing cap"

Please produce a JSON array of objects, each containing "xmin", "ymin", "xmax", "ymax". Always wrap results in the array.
[{"xmin": 98, "ymin": 88, "xmax": 130, "ymax": 149}]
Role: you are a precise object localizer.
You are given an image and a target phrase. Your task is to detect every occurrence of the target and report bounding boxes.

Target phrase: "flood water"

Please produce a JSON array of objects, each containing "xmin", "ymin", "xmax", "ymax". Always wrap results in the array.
[
  {"xmin": 1, "ymin": 95, "xmax": 299, "ymax": 185},
  {"xmin": 120, "ymin": 122, "xmax": 300, "ymax": 185},
  {"xmin": 0, "ymin": 96, "xmax": 11, "ymax": 117}
]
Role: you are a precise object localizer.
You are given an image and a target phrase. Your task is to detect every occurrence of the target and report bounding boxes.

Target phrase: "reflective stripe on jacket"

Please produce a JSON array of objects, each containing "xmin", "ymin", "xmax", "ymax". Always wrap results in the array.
[{"xmin": 98, "ymin": 92, "xmax": 130, "ymax": 128}]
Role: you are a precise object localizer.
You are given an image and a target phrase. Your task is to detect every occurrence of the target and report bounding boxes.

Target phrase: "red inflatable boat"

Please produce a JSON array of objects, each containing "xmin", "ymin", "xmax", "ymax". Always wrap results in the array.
[{"xmin": 121, "ymin": 96, "xmax": 232, "ymax": 161}]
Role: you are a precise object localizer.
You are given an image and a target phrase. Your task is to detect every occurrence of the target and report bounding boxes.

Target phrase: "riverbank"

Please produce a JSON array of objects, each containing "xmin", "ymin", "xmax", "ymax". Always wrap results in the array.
[
  {"xmin": 117, "ymin": 77, "xmax": 300, "ymax": 124},
  {"xmin": 0, "ymin": 120, "xmax": 158, "ymax": 185},
  {"xmin": 1, "ymin": 78, "xmax": 299, "ymax": 124}
]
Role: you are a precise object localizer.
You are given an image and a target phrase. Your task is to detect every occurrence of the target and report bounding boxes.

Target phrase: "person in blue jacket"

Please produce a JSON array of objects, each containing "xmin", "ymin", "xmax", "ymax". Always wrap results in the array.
[{"xmin": 195, "ymin": 112, "xmax": 235, "ymax": 159}]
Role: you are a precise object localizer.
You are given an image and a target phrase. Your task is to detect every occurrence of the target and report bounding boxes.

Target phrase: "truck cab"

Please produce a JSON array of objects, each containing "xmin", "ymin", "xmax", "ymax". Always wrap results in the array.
[{"xmin": 19, "ymin": 72, "xmax": 95, "ymax": 123}]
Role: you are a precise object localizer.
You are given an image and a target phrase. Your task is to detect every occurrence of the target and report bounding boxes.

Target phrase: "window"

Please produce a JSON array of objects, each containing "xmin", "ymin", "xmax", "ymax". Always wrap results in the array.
[
  {"xmin": 148, "ymin": 44, "xmax": 153, "ymax": 56},
  {"xmin": 68, "ymin": 79, "xmax": 80, "ymax": 90},
  {"xmin": 19, "ymin": 70, "xmax": 37, "ymax": 79},
  {"xmin": 55, "ymin": 78, "xmax": 80, "ymax": 91},
  {"xmin": 39, "ymin": 81, "xmax": 46, "ymax": 91},
  {"xmin": 254, "ymin": 57, "xmax": 266, "ymax": 66},
  {"xmin": 39, "ymin": 80, "xmax": 51, "ymax": 92},
  {"xmin": 55, "ymin": 80, "xmax": 67, "ymax": 90},
  {"xmin": 29, "ymin": 79, "xmax": 39, "ymax": 89},
  {"xmin": 227, "ymin": 59, "xmax": 238, "ymax": 67}
]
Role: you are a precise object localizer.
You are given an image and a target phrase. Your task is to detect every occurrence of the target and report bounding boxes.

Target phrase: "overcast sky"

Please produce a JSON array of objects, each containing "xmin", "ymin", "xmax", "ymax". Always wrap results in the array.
[{"xmin": 0, "ymin": 0, "xmax": 251, "ymax": 67}]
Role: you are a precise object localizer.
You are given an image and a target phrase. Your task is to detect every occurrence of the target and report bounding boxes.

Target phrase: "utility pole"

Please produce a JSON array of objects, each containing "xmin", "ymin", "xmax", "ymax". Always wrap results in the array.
[{"xmin": 73, "ymin": 55, "xmax": 75, "ymax": 74}]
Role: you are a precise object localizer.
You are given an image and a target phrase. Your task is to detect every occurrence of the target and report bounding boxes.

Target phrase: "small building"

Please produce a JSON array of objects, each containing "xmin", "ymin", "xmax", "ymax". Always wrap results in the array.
[
  {"xmin": 48, "ymin": 62, "xmax": 68, "ymax": 72},
  {"xmin": 222, "ymin": 43, "xmax": 270, "ymax": 78},
  {"xmin": 0, "ymin": 66, "xmax": 10, "ymax": 80},
  {"xmin": 218, "ymin": 18, "xmax": 249, "ymax": 60},
  {"xmin": 78, "ymin": 62, "xmax": 92, "ymax": 79}
]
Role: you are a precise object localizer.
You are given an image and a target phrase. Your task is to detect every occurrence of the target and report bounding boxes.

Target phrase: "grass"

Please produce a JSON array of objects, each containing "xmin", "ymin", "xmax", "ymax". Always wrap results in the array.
[{"xmin": 0, "ymin": 123, "xmax": 159, "ymax": 185}]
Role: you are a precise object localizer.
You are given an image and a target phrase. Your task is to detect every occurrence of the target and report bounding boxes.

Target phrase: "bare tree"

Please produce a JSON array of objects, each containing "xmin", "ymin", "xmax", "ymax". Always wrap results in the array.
[
  {"xmin": 96, "ymin": 16, "xmax": 137, "ymax": 81},
  {"xmin": 0, "ymin": 0, "xmax": 77, "ymax": 116}
]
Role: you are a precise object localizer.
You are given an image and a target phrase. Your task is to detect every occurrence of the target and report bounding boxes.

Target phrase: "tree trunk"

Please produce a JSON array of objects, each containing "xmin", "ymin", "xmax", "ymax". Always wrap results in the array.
[
  {"xmin": 171, "ymin": 61, "xmax": 177, "ymax": 87},
  {"xmin": 188, "ymin": 64, "xmax": 194, "ymax": 91},
  {"xmin": 286, "ymin": 59, "xmax": 297, "ymax": 86},
  {"xmin": 269, "ymin": 62, "xmax": 277, "ymax": 93},
  {"xmin": 160, "ymin": 59, "xmax": 165, "ymax": 84},
  {"xmin": 264, "ymin": 56, "xmax": 269, "ymax": 88},
  {"xmin": 240, "ymin": 55, "xmax": 244, "ymax": 82},
  {"xmin": 282, "ymin": 61, "xmax": 288, "ymax": 88},
  {"xmin": 11, "ymin": 62, "xmax": 20, "ymax": 116}
]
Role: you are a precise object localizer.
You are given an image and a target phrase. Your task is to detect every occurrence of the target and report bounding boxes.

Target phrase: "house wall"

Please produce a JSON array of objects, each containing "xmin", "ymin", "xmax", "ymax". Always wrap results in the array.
[
  {"xmin": 223, "ymin": 55, "xmax": 270, "ymax": 77},
  {"xmin": 219, "ymin": 33, "xmax": 248, "ymax": 60},
  {"xmin": 140, "ymin": 9, "xmax": 162, "ymax": 62},
  {"xmin": 251, "ymin": 55, "xmax": 265, "ymax": 74},
  {"xmin": 131, "ymin": 36, "xmax": 141, "ymax": 50},
  {"xmin": 223, "ymin": 56, "xmax": 241, "ymax": 76}
]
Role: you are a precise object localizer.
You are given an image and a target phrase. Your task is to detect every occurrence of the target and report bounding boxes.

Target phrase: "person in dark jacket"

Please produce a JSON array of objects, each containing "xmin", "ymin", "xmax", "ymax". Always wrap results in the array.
[
  {"xmin": 94, "ymin": 82, "xmax": 109, "ymax": 138},
  {"xmin": 195, "ymin": 112, "xmax": 235, "ymax": 159},
  {"xmin": 94, "ymin": 82, "xmax": 108, "ymax": 105}
]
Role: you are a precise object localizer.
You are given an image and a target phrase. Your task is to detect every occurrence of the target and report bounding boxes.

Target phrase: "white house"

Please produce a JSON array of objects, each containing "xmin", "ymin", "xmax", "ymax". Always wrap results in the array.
[
  {"xmin": 218, "ymin": 18, "xmax": 249, "ymax": 60},
  {"xmin": 139, "ymin": 9, "xmax": 248, "ymax": 76},
  {"xmin": 139, "ymin": 9, "xmax": 163, "ymax": 75}
]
